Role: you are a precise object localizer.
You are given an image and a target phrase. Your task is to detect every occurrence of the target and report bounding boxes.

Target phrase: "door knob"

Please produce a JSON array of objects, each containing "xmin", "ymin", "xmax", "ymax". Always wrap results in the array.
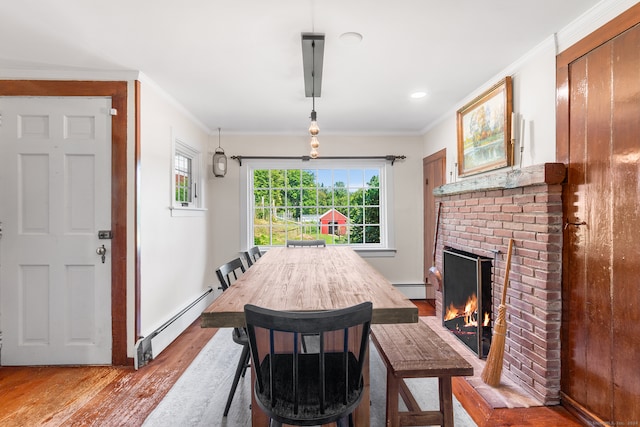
[{"xmin": 96, "ymin": 244, "xmax": 107, "ymax": 263}]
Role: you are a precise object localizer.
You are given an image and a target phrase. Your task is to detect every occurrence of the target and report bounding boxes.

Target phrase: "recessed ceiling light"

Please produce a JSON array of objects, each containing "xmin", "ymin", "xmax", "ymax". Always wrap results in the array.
[
  {"xmin": 339, "ymin": 32, "xmax": 363, "ymax": 44},
  {"xmin": 410, "ymin": 91, "xmax": 428, "ymax": 99}
]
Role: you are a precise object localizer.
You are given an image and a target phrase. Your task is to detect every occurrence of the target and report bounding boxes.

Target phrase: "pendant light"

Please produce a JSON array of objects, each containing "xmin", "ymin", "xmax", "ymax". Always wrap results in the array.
[
  {"xmin": 302, "ymin": 33, "xmax": 324, "ymax": 159},
  {"xmin": 309, "ymin": 40, "xmax": 320, "ymax": 159},
  {"xmin": 212, "ymin": 127, "xmax": 227, "ymax": 177}
]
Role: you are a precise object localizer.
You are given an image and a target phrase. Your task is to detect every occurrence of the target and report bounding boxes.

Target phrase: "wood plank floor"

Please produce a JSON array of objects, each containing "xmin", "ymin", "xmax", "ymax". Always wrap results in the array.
[
  {"xmin": 0, "ymin": 322, "xmax": 217, "ymax": 426},
  {"xmin": 0, "ymin": 300, "xmax": 583, "ymax": 426}
]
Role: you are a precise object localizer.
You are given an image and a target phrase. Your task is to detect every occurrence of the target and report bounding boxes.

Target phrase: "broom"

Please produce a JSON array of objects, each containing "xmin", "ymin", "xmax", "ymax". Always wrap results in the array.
[{"xmin": 481, "ymin": 238, "xmax": 514, "ymax": 386}]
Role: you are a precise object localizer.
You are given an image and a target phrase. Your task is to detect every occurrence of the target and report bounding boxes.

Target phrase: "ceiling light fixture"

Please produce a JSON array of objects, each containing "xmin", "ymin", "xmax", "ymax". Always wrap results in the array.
[
  {"xmin": 410, "ymin": 91, "xmax": 428, "ymax": 99},
  {"xmin": 339, "ymin": 31, "xmax": 363, "ymax": 44},
  {"xmin": 302, "ymin": 33, "xmax": 324, "ymax": 159}
]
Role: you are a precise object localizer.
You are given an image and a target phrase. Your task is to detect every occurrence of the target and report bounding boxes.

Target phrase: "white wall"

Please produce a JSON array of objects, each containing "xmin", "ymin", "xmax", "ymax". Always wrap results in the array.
[
  {"xmin": 206, "ymin": 134, "xmax": 425, "ymax": 292},
  {"xmin": 423, "ymin": 39, "xmax": 558, "ymax": 178},
  {"xmin": 138, "ymin": 81, "xmax": 212, "ymax": 338},
  {"xmin": 422, "ymin": 0, "xmax": 638, "ymax": 175}
]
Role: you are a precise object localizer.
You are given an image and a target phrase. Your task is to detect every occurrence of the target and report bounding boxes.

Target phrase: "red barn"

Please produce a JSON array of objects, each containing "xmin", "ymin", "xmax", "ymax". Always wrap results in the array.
[{"xmin": 319, "ymin": 209, "xmax": 348, "ymax": 235}]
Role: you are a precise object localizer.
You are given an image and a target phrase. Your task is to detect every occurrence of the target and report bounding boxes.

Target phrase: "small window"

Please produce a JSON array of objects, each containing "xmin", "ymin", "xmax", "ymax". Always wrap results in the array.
[
  {"xmin": 175, "ymin": 152, "xmax": 193, "ymax": 204},
  {"xmin": 172, "ymin": 137, "xmax": 203, "ymax": 212}
]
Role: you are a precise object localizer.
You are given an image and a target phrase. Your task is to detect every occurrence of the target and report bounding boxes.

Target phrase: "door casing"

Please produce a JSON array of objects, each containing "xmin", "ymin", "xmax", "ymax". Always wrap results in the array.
[{"xmin": 0, "ymin": 80, "xmax": 130, "ymax": 366}]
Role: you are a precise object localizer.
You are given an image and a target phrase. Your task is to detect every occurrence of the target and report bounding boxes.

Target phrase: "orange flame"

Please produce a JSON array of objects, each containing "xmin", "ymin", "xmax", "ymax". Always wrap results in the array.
[{"xmin": 444, "ymin": 293, "xmax": 490, "ymax": 328}]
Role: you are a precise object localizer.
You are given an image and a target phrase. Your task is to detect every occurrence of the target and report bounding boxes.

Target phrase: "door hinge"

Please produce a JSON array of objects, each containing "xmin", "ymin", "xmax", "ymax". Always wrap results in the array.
[{"xmin": 109, "ymin": 108, "xmax": 118, "ymax": 116}]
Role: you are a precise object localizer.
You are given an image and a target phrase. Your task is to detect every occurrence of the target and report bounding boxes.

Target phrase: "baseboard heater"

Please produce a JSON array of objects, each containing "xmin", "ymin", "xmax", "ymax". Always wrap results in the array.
[{"xmin": 134, "ymin": 287, "xmax": 215, "ymax": 369}]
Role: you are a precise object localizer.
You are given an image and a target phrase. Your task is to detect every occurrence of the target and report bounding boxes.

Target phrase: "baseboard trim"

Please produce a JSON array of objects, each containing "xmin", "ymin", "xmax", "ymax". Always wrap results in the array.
[
  {"xmin": 560, "ymin": 392, "xmax": 607, "ymax": 426},
  {"xmin": 393, "ymin": 283, "xmax": 427, "ymax": 299}
]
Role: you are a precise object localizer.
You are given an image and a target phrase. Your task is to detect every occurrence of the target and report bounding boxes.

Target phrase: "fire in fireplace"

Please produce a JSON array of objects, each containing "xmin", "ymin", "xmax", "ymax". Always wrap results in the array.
[{"xmin": 443, "ymin": 247, "xmax": 492, "ymax": 358}]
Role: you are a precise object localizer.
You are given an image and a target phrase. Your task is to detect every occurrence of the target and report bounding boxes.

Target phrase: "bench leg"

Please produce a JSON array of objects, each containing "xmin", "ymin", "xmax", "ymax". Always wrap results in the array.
[
  {"xmin": 438, "ymin": 377, "xmax": 454, "ymax": 427},
  {"xmin": 386, "ymin": 370, "xmax": 400, "ymax": 427}
]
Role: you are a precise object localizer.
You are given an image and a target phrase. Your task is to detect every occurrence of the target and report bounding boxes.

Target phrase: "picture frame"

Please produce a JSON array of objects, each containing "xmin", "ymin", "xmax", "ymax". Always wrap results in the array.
[{"xmin": 457, "ymin": 76, "xmax": 513, "ymax": 177}]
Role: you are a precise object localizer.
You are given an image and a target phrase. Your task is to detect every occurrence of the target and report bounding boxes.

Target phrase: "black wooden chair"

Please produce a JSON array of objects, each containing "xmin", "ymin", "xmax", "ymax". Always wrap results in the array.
[
  {"xmin": 244, "ymin": 246, "xmax": 262, "ymax": 267},
  {"xmin": 215, "ymin": 257, "xmax": 250, "ymax": 416},
  {"xmin": 244, "ymin": 301, "xmax": 372, "ymax": 427},
  {"xmin": 286, "ymin": 239, "xmax": 326, "ymax": 247}
]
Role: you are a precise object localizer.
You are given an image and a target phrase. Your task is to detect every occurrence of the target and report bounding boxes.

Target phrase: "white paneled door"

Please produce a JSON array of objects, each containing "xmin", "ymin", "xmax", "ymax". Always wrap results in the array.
[{"xmin": 0, "ymin": 97, "xmax": 112, "ymax": 365}]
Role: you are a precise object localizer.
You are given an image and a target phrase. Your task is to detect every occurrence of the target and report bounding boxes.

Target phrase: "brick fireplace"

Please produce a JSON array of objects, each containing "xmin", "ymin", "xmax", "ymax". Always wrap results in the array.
[{"xmin": 433, "ymin": 163, "xmax": 565, "ymax": 405}]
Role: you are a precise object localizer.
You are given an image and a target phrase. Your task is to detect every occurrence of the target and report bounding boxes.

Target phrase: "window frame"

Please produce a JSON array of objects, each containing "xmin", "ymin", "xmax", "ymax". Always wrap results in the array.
[
  {"xmin": 170, "ymin": 133, "xmax": 205, "ymax": 216},
  {"xmin": 240, "ymin": 158, "xmax": 396, "ymax": 257}
]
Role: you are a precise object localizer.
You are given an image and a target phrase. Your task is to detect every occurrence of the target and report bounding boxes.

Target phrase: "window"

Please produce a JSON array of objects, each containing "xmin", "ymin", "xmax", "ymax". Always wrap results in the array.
[
  {"xmin": 175, "ymin": 152, "xmax": 193, "ymax": 204},
  {"xmin": 171, "ymin": 136, "xmax": 204, "ymax": 215},
  {"xmin": 241, "ymin": 159, "xmax": 395, "ymax": 253}
]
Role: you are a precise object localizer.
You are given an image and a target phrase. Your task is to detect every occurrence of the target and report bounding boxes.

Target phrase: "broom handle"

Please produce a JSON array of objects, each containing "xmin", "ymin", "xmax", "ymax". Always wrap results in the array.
[
  {"xmin": 500, "ymin": 239, "xmax": 514, "ymax": 306},
  {"xmin": 433, "ymin": 202, "xmax": 442, "ymax": 263}
]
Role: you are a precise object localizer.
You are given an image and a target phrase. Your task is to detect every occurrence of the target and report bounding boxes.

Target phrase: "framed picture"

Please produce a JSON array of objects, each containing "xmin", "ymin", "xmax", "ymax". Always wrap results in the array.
[{"xmin": 457, "ymin": 76, "xmax": 513, "ymax": 177}]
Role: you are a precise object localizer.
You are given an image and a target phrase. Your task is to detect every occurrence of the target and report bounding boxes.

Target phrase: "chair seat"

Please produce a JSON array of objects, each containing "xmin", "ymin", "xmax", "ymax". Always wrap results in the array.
[{"xmin": 255, "ymin": 352, "xmax": 363, "ymax": 425}]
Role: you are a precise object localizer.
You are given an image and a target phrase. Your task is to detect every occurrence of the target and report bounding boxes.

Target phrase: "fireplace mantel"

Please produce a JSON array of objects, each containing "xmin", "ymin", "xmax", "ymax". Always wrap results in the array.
[{"xmin": 434, "ymin": 163, "xmax": 566, "ymax": 196}]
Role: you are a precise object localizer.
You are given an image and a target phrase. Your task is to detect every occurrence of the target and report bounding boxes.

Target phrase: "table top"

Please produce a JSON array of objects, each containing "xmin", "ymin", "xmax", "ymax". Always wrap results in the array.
[{"xmin": 201, "ymin": 246, "xmax": 418, "ymax": 328}]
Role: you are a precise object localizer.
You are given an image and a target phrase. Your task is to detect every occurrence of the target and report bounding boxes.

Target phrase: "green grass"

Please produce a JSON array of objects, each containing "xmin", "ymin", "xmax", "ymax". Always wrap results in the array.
[{"xmin": 253, "ymin": 217, "xmax": 349, "ymax": 245}]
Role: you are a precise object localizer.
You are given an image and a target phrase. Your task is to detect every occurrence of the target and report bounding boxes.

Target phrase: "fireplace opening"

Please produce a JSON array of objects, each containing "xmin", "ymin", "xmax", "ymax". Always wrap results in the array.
[{"xmin": 443, "ymin": 247, "xmax": 492, "ymax": 358}]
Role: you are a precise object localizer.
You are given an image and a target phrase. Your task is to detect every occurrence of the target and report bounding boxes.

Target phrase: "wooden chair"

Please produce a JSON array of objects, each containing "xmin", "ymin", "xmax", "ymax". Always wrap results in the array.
[
  {"xmin": 215, "ymin": 257, "xmax": 246, "ymax": 291},
  {"xmin": 244, "ymin": 301, "xmax": 372, "ymax": 427},
  {"xmin": 244, "ymin": 246, "xmax": 262, "ymax": 267},
  {"xmin": 215, "ymin": 258, "xmax": 250, "ymax": 416},
  {"xmin": 285, "ymin": 239, "xmax": 326, "ymax": 247}
]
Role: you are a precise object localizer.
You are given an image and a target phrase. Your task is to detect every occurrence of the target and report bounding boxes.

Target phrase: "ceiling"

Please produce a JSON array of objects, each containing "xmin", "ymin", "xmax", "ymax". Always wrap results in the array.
[{"xmin": 0, "ymin": 0, "xmax": 602, "ymax": 136}]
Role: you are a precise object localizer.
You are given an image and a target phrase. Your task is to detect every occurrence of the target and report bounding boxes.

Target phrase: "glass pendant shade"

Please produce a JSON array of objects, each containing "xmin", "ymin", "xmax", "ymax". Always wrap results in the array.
[
  {"xmin": 310, "ymin": 135, "xmax": 319, "ymax": 149},
  {"xmin": 310, "ymin": 147, "xmax": 319, "ymax": 158}
]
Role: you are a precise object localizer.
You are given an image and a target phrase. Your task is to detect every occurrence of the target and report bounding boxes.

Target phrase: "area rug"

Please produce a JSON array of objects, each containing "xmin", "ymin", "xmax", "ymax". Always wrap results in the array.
[{"xmin": 143, "ymin": 328, "xmax": 477, "ymax": 427}]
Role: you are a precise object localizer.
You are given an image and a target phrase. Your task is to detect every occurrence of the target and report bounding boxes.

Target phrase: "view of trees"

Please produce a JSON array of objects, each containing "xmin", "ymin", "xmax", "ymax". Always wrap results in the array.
[
  {"xmin": 252, "ymin": 168, "xmax": 381, "ymax": 245},
  {"xmin": 174, "ymin": 154, "xmax": 192, "ymax": 204}
]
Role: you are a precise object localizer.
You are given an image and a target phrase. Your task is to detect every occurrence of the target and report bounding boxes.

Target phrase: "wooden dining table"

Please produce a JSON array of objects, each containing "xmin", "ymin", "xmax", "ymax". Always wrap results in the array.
[{"xmin": 201, "ymin": 246, "xmax": 418, "ymax": 426}]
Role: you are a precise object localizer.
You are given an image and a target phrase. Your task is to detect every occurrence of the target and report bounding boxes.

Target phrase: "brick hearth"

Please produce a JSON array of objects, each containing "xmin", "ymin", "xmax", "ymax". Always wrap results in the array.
[{"xmin": 433, "ymin": 163, "xmax": 565, "ymax": 405}]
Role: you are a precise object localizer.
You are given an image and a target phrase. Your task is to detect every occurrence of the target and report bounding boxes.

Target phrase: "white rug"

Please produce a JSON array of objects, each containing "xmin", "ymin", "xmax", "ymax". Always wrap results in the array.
[{"xmin": 144, "ymin": 328, "xmax": 477, "ymax": 427}]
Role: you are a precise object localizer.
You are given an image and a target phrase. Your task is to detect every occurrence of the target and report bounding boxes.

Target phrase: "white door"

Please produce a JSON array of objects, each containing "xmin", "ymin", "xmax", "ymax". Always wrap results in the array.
[{"xmin": 0, "ymin": 97, "xmax": 112, "ymax": 365}]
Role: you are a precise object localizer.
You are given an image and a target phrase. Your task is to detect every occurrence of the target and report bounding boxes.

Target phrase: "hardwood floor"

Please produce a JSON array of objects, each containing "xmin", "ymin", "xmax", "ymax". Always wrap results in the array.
[
  {"xmin": 0, "ymin": 323, "xmax": 217, "ymax": 426},
  {"xmin": 0, "ymin": 300, "xmax": 583, "ymax": 426}
]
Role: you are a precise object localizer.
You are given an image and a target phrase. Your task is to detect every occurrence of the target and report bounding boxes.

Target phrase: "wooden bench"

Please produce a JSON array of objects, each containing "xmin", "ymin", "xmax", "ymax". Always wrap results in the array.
[{"xmin": 371, "ymin": 321, "xmax": 473, "ymax": 427}]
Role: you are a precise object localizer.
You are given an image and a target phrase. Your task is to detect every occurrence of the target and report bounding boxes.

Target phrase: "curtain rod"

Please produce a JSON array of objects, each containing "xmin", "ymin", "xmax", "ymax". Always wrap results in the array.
[{"xmin": 230, "ymin": 155, "xmax": 406, "ymax": 166}]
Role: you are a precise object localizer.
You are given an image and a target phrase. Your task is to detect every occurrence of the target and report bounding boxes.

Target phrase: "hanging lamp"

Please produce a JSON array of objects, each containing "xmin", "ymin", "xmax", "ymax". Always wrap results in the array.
[
  {"xmin": 302, "ymin": 33, "xmax": 324, "ymax": 158},
  {"xmin": 309, "ymin": 40, "xmax": 319, "ymax": 158},
  {"xmin": 212, "ymin": 127, "xmax": 227, "ymax": 177}
]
